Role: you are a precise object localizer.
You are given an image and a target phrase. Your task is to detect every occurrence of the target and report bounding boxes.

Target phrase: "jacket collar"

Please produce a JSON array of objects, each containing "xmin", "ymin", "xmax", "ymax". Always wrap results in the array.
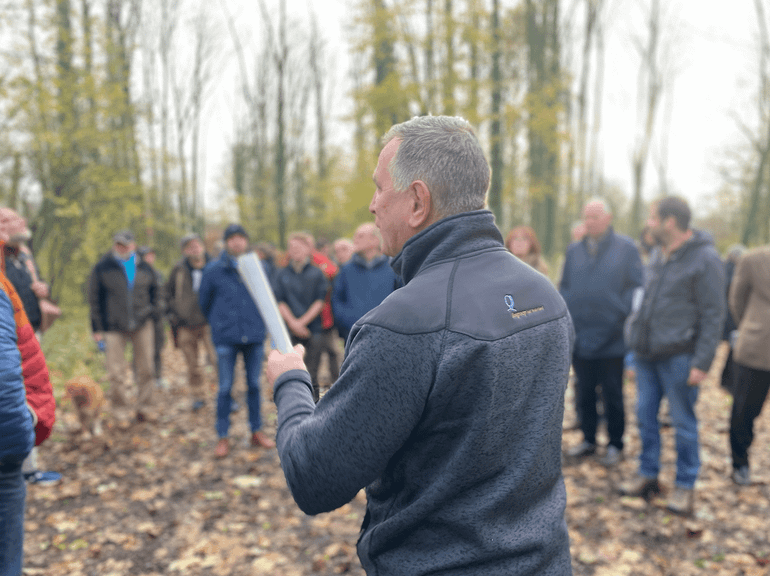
[
  {"xmin": 351, "ymin": 253, "xmax": 389, "ymax": 270},
  {"xmin": 391, "ymin": 210, "xmax": 504, "ymax": 284}
]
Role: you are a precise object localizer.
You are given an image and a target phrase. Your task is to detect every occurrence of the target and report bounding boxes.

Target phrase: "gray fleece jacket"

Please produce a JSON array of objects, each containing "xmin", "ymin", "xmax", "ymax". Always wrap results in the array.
[
  {"xmin": 273, "ymin": 210, "xmax": 573, "ymax": 575},
  {"xmin": 626, "ymin": 229, "xmax": 725, "ymax": 372}
]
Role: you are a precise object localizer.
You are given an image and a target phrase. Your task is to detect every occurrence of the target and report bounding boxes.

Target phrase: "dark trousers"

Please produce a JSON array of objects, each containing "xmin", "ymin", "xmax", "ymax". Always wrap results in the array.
[
  {"xmin": 730, "ymin": 363, "xmax": 770, "ymax": 470},
  {"xmin": 572, "ymin": 355, "xmax": 625, "ymax": 450},
  {"xmin": 720, "ymin": 345, "xmax": 737, "ymax": 394}
]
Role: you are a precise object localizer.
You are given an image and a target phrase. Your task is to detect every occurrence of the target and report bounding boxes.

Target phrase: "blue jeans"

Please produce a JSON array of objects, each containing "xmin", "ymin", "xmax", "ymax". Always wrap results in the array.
[
  {"xmin": 635, "ymin": 354, "xmax": 700, "ymax": 488},
  {"xmin": 215, "ymin": 342, "xmax": 265, "ymax": 438},
  {"xmin": 0, "ymin": 462, "xmax": 26, "ymax": 576}
]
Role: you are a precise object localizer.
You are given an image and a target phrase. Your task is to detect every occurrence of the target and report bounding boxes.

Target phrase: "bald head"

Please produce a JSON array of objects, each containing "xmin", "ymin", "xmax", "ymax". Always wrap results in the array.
[
  {"xmin": 582, "ymin": 199, "xmax": 612, "ymax": 240},
  {"xmin": 354, "ymin": 223, "xmax": 382, "ymax": 262}
]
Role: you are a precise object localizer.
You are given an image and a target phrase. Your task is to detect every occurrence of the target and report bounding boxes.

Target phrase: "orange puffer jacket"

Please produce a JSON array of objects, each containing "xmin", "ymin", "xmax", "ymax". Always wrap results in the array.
[{"xmin": 0, "ymin": 245, "xmax": 55, "ymax": 445}]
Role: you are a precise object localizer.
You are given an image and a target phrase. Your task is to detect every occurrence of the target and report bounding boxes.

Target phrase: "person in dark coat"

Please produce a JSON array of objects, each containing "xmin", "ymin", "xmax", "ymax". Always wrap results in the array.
[
  {"xmin": 623, "ymin": 196, "xmax": 725, "ymax": 515},
  {"xmin": 265, "ymin": 116, "xmax": 573, "ymax": 576},
  {"xmin": 88, "ymin": 230, "xmax": 159, "ymax": 422},
  {"xmin": 272, "ymin": 233, "xmax": 329, "ymax": 402},
  {"xmin": 332, "ymin": 223, "xmax": 400, "ymax": 344},
  {"xmin": 560, "ymin": 199, "xmax": 643, "ymax": 466},
  {"xmin": 198, "ymin": 224, "xmax": 275, "ymax": 458}
]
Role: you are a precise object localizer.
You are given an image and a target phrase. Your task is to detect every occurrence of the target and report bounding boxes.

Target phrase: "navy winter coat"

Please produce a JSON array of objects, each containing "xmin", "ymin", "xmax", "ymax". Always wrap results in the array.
[
  {"xmin": 198, "ymin": 252, "xmax": 266, "ymax": 346},
  {"xmin": 559, "ymin": 228, "xmax": 643, "ymax": 359},
  {"xmin": 331, "ymin": 253, "xmax": 400, "ymax": 341}
]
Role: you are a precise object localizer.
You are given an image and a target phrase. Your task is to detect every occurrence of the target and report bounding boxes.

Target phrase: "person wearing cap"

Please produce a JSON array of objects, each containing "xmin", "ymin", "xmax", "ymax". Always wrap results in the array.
[
  {"xmin": 87, "ymin": 230, "xmax": 160, "ymax": 422},
  {"xmin": 166, "ymin": 233, "xmax": 216, "ymax": 412},
  {"xmin": 138, "ymin": 246, "xmax": 168, "ymax": 390},
  {"xmin": 198, "ymin": 224, "xmax": 275, "ymax": 457}
]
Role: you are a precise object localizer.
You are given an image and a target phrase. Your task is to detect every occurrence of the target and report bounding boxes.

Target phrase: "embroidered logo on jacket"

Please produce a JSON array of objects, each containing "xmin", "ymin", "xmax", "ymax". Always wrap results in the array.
[{"xmin": 505, "ymin": 294, "xmax": 544, "ymax": 319}]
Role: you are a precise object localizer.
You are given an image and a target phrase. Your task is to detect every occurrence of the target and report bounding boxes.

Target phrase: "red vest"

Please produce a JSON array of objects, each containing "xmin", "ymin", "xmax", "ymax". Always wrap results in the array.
[{"xmin": 0, "ymin": 244, "xmax": 55, "ymax": 445}]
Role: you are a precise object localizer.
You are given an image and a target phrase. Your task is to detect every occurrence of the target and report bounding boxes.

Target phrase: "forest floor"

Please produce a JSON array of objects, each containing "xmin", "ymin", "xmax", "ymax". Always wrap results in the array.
[{"xmin": 23, "ymin": 341, "xmax": 770, "ymax": 576}]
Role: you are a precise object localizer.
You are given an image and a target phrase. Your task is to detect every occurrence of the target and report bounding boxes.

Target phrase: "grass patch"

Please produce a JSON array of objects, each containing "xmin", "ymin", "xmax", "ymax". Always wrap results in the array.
[{"xmin": 40, "ymin": 306, "xmax": 106, "ymax": 397}]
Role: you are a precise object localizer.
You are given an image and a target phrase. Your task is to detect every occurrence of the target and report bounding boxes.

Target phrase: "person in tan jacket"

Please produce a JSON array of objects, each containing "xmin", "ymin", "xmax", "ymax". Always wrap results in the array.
[
  {"xmin": 166, "ymin": 234, "xmax": 216, "ymax": 412},
  {"xmin": 728, "ymin": 244, "xmax": 770, "ymax": 486}
]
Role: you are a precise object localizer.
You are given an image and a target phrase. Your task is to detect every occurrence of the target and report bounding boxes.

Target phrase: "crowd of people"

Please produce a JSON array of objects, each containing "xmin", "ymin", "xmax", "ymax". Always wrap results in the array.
[{"xmin": 2, "ymin": 114, "xmax": 769, "ymax": 575}]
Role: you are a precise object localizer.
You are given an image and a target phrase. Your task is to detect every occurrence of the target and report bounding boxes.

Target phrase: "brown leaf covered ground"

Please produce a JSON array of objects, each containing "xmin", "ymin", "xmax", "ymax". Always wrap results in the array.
[{"xmin": 24, "ymin": 342, "xmax": 770, "ymax": 575}]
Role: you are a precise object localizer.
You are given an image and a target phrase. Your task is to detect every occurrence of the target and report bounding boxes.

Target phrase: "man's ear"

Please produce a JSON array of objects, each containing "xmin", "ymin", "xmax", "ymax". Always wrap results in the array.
[{"xmin": 407, "ymin": 180, "xmax": 433, "ymax": 229}]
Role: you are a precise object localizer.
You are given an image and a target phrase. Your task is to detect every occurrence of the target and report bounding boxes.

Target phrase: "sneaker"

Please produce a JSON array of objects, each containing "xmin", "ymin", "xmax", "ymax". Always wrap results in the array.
[
  {"xmin": 666, "ymin": 487, "xmax": 694, "ymax": 515},
  {"xmin": 24, "ymin": 471, "xmax": 62, "ymax": 486},
  {"xmin": 619, "ymin": 474, "xmax": 660, "ymax": 499},
  {"xmin": 599, "ymin": 445, "xmax": 622, "ymax": 467},
  {"xmin": 192, "ymin": 400, "xmax": 205, "ymax": 412},
  {"xmin": 215, "ymin": 438, "xmax": 229, "ymax": 458},
  {"xmin": 732, "ymin": 465, "xmax": 751, "ymax": 486},
  {"xmin": 251, "ymin": 431, "xmax": 276, "ymax": 449},
  {"xmin": 567, "ymin": 440, "xmax": 596, "ymax": 458}
]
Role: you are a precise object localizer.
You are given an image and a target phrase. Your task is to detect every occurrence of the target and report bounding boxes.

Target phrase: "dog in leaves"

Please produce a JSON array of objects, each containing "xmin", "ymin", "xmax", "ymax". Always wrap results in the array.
[{"xmin": 65, "ymin": 375, "xmax": 105, "ymax": 437}]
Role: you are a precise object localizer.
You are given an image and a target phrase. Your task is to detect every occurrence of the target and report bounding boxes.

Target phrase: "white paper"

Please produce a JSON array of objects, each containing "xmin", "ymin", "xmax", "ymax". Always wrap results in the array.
[{"xmin": 237, "ymin": 253, "xmax": 293, "ymax": 353}]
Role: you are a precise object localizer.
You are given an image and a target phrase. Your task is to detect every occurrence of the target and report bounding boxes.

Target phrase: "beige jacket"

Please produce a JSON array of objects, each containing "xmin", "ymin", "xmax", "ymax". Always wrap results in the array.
[{"xmin": 729, "ymin": 245, "xmax": 770, "ymax": 371}]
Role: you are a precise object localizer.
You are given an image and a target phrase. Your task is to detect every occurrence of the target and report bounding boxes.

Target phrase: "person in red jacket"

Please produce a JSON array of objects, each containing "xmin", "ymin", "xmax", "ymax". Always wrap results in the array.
[
  {"xmin": 0, "ymin": 234, "xmax": 55, "ymax": 448},
  {"xmin": 0, "ymin": 216, "xmax": 56, "ymax": 575}
]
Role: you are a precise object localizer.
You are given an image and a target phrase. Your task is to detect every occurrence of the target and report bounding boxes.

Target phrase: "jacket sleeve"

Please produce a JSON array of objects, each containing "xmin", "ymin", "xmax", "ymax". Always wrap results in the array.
[
  {"xmin": 330, "ymin": 269, "xmax": 354, "ymax": 334},
  {"xmin": 692, "ymin": 249, "xmax": 727, "ymax": 372},
  {"xmin": 198, "ymin": 265, "xmax": 215, "ymax": 320},
  {"xmin": 728, "ymin": 254, "xmax": 750, "ymax": 325},
  {"xmin": 165, "ymin": 265, "xmax": 179, "ymax": 325},
  {"xmin": 273, "ymin": 323, "xmax": 435, "ymax": 515},
  {"xmin": 87, "ymin": 265, "xmax": 104, "ymax": 333},
  {"xmin": 622, "ymin": 243, "xmax": 644, "ymax": 314},
  {"xmin": 0, "ymin": 288, "xmax": 35, "ymax": 463},
  {"xmin": 18, "ymin": 316, "xmax": 55, "ymax": 445}
]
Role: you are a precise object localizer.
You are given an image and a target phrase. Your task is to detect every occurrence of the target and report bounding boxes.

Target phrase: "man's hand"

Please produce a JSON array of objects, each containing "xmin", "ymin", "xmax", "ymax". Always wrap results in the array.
[
  {"xmin": 31, "ymin": 281, "xmax": 49, "ymax": 299},
  {"xmin": 287, "ymin": 318, "xmax": 311, "ymax": 339},
  {"xmin": 93, "ymin": 332, "xmax": 103, "ymax": 343},
  {"xmin": 687, "ymin": 367, "xmax": 707, "ymax": 386},
  {"xmin": 266, "ymin": 344, "xmax": 306, "ymax": 387}
]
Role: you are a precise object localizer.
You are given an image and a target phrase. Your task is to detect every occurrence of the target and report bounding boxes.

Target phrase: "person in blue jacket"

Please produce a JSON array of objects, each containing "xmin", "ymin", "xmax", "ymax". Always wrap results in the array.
[
  {"xmin": 198, "ymin": 224, "xmax": 275, "ymax": 458},
  {"xmin": 331, "ymin": 223, "xmax": 400, "ymax": 343},
  {"xmin": 0, "ymin": 276, "xmax": 36, "ymax": 576},
  {"xmin": 266, "ymin": 116, "xmax": 573, "ymax": 576},
  {"xmin": 559, "ymin": 199, "xmax": 643, "ymax": 466}
]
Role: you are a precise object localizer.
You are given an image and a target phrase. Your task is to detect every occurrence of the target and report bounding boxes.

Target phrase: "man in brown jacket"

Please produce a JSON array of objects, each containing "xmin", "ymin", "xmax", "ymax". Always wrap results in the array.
[
  {"xmin": 728, "ymin": 244, "xmax": 770, "ymax": 486},
  {"xmin": 166, "ymin": 233, "xmax": 216, "ymax": 412}
]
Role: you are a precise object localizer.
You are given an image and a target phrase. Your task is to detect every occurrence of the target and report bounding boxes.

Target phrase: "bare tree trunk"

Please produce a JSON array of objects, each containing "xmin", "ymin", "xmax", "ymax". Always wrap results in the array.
[
  {"xmin": 630, "ymin": 0, "xmax": 661, "ymax": 238},
  {"xmin": 488, "ymin": 0, "xmax": 503, "ymax": 223},
  {"xmin": 442, "ymin": 0, "xmax": 455, "ymax": 115}
]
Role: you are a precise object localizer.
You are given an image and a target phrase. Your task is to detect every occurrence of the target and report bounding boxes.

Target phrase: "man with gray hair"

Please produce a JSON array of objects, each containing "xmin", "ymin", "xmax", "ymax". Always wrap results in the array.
[
  {"xmin": 560, "ymin": 199, "xmax": 643, "ymax": 466},
  {"xmin": 266, "ymin": 115, "xmax": 573, "ymax": 575}
]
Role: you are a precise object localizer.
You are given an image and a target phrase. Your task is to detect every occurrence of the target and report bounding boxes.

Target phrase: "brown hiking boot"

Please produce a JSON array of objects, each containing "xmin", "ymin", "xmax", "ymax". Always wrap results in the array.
[
  {"xmin": 666, "ymin": 487, "xmax": 694, "ymax": 516},
  {"xmin": 251, "ymin": 431, "xmax": 275, "ymax": 449},
  {"xmin": 214, "ymin": 438, "xmax": 229, "ymax": 458},
  {"xmin": 619, "ymin": 474, "xmax": 660, "ymax": 499}
]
